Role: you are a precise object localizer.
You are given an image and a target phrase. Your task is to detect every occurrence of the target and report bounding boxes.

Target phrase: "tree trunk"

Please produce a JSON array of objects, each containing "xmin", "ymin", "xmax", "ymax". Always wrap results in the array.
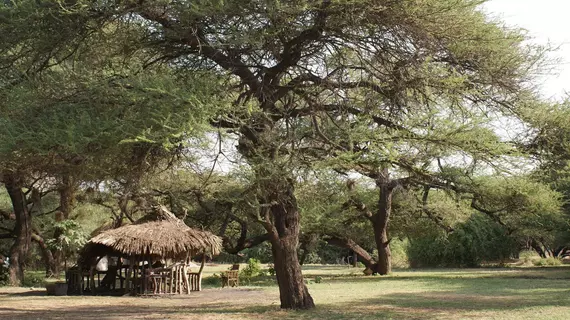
[
  {"xmin": 4, "ymin": 173, "xmax": 31, "ymax": 286},
  {"xmin": 326, "ymin": 236, "xmax": 376, "ymax": 270},
  {"xmin": 264, "ymin": 178, "xmax": 314, "ymax": 310},
  {"xmin": 529, "ymin": 238, "xmax": 547, "ymax": 258},
  {"xmin": 53, "ymin": 174, "xmax": 76, "ymax": 275},
  {"xmin": 352, "ymin": 251, "xmax": 358, "ymax": 268},
  {"xmin": 31, "ymin": 232, "xmax": 57, "ymax": 277},
  {"xmin": 373, "ymin": 173, "xmax": 393, "ymax": 275}
]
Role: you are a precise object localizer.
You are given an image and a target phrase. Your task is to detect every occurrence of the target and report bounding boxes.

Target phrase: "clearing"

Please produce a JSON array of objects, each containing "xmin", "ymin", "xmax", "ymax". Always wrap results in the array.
[{"xmin": 1, "ymin": 265, "xmax": 569, "ymax": 319}]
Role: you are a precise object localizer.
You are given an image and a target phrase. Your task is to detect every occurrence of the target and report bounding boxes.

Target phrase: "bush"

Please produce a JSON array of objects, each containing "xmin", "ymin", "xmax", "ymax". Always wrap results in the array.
[
  {"xmin": 22, "ymin": 271, "xmax": 46, "ymax": 288},
  {"xmin": 519, "ymin": 250, "xmax": 540, "ymax": 265},
  {"xmin": 240, "ymin": 258, "xmax": 262, "ymax": 284},
  {"xmin": 0, "ymin": 264, "xmax": 8, "ymax": 286},
  {"xmin": 302, "ymin": 251, "xmax": 322, "ymax": 264},
  {"xmin": 533, "ymin": 257, "xmax": 562, "ymax": 266},
  {"xmin": 408, "ymin": 214, "xmax": 519, "ymax": 268},
  {"xmin": 267, "ymin": 264, "xmax": 275, "ymax": 276},
  {"xmin": 390, "ymin": 239, "xmax": 409, "ymax": 268},
  {"xmin": 202, "ymin": 273, "xmax": 221, "ymax": 287}
]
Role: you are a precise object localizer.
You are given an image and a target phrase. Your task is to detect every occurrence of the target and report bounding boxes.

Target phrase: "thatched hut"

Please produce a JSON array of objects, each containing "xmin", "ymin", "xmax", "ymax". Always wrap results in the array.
[{"xmin": 68, "ymin": 206, "xmax": 222, "ymax": 296}]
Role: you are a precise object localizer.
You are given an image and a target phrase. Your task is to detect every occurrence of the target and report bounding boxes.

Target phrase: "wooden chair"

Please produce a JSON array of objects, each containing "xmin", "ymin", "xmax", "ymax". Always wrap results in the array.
[{"xmin": 221, "ymin": 270, "xmax": 239, "ymax": 288}]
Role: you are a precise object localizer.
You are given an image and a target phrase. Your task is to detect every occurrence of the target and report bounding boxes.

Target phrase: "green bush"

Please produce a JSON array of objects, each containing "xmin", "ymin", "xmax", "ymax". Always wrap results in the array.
[
  {"xmin": 519, "ymin": 250, "xmax": 540, "ymax": 265},
  {"xmin": 202, "ymin": 273, "xmax": 221, "ymax": 287},
  {"xmin": 390, "ymin": 239, "xmax": 410, "ymax": 268},
  {"xmin": 533, "ymin": 257, "xmax": 562, "ymax": 266},
  {"xmin": 22, "ymin": 271, "xmax": 46, "ymax": 288},
  {"xmin": 302, "ymin": 251, "xmax": 322, "ymax": 264},
  {"xmin": 408, "ymin": 214, "xmax": 519, "ymax": 268},
  {"xmin": 0, "ymin": 264, "xmax": 9, "ymax": 286},
  {"xmin": 267, "ymin": 264, "xmax": 275, "ymax": 276},
  {"xmin": 240, "ymin": 258, "xmax": 262, "ymax": 284}
]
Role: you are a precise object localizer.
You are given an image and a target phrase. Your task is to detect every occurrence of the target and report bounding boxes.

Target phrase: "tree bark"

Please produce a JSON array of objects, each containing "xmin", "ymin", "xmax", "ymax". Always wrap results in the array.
[
  {"xmin": 529, "ymin": 238, "xmax": 547, "ymax": 258},
  {"xmin": 31, "ymin": 232, "xmax": 57, "ymax": 277},
  {"xmin": 373, "ymin": 172, "xmax": 394, "ymax": 275},
  {"xmin": 4, "ymin": 173, "xmax": 32, "ymax": 286},
  {"xmin": 53, "ymin": 174, "xmax": 76, "ymax": 275},
  {"xmin": 326, "ymin": 236, "xmax": 375, "ymax": 270},
  {"xmin": 263, "ymin": 178, "xmax": 314, "ymax": 310}
]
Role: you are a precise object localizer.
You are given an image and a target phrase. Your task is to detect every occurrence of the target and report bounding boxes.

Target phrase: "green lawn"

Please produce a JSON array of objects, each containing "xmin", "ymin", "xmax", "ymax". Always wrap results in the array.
[{"xmin": 4, "ymin": 265, "xmax": 570, "ymax": 319}]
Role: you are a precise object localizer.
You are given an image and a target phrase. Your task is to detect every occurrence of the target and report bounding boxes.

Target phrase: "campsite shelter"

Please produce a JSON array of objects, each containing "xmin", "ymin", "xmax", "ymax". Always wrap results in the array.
[{"xmin": 67, "ymin": 207, "xmax": 222, "ymax": 295}]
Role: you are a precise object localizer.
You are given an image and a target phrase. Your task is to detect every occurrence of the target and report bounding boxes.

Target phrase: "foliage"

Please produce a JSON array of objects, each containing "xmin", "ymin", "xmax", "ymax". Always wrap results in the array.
[
  {"xmin": 408, "ymin": 214, "xmax": 519, "ymax": 268},
  {"xmin": 533, "ymin": 257, "xmax": 563, "ymax": 267},
  {"xmin": 267, "ymin": 264, "xmax": 275, "ymax": 277},
  {"xmin": 241, "ymin": 258, "xmax": 262, "ymax": 279},
  {"xmin": 241, "ymin": 243, "xmax": 273, "ymax": 264},
  {"xmin": 46, "ymin": 220, "xmax": 87, "ymax": 256},
  {"xmin": 21, "ymin": 271, "xmax": 46, "ymax": 288},
  {"xmin": 388, "ymin": 239, "xmax": 409, "ymax": 269},
  {"xmin": 202, "ymin": 274, "xmax": 222, "ymax": 288},
  {"xmin": 0, "ymin": 263, "xmax": 8, "ymax": 286}
]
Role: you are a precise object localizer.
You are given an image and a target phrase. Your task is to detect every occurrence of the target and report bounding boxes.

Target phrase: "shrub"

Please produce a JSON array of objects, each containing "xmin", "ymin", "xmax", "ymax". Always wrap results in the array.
[
  {"xmin": 240, "ymin": 258, "xmax": 262, "ymax": 284},
  {"xmin": 519, "ymin": 250, "xmax": 540, "ymax": 265},
  {"xmin": 22, "ymin": 272, "xmax": 46, "ymax": 288},
  {"xmin": 0, "ymin": 264, "xmax": 8, "ymax": 286},
  {"xmin": 533, "ymin": 257, "xmax": 562, "ymax": 266},
  {"xmin": 408, "ymin": 213, "xmax": 519, "ymax": 268},
  {"xmin": 202, "ymin": 273, "xmax": 221, "ymax": 287},
  {"xmin": 314, "ymin": 276, "xmax": 323, "ymax": 283},
  {"xmin": 267, "ymin": 264, "xmax": 275, "ymax": 276},
  {"xmin": 390, "ymin": 239, "xmax": 409, "ymax": 268}
]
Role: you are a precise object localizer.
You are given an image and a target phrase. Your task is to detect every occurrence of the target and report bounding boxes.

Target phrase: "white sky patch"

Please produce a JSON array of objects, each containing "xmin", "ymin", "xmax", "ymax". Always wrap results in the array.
[
  {"xmin": 483, "ymin": 0, "xmax": 570, "ymax": 100},
  {"xmin": 198, "ymin": 2, "xmax": 570, "ymax": 175}
]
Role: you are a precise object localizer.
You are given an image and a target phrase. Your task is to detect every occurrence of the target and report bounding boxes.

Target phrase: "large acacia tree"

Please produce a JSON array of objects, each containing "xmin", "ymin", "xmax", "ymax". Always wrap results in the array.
[
  {"xmin": 2, "ymin": 0, "xmax": 547, "ymax": 308},
  {"xmin": 0, "ymin": 10, "xmax": 220, "ymax": 283}
]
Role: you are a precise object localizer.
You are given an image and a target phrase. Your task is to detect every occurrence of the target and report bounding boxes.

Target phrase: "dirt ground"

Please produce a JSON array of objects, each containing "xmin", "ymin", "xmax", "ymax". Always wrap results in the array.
[{"xmin": 0, "ymin": 287, "xmax": 280, "ymax": 320}]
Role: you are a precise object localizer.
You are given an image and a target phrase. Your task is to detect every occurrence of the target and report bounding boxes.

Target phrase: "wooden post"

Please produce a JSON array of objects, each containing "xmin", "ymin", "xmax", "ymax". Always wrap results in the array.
[
  {"xmin": 89, "ymin": 266, "xmax": 95, "ymax": 295},
  {"xmin": 183, "ymin": 265, "xmax": 190, "ymax": 294},
  {"xmin": 196, "ymin": 253, "xmax": 206, "ymax": 292},
  {"xmin": 142, "ymin": 256, "xmax": 147, "ymax": 295},
  {"xmin": 118, "ymin": 258, "xmax": 123, "ymax": 290},
  {"xmin": 176, "ymin": 265, "xmax": 182, "ymax": 293},
  {"xmin": 125, "ymin": 256, "xmax": 132, "ymax": 295},
  {"xmin": 169, "ymin": 265, "xmax": 174, "ymax": 294}
]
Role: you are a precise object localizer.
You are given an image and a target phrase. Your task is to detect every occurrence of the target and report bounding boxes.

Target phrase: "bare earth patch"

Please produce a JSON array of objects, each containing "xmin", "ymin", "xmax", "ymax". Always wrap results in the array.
[{"xmin": 0, "ymin": 287, "xmax": 280, "ymax": 320}]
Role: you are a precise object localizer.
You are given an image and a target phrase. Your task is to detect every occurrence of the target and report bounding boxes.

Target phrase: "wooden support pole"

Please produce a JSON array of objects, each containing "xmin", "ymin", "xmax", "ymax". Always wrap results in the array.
[{"xmin": 197, "ymin": 253, "xmax": 206, "ymax": 292}]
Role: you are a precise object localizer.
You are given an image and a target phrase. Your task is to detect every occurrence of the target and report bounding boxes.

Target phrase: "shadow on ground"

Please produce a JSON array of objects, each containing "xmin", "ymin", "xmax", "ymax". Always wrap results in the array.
[{"xmin": 2, "ymin": 268, "xmax": 570, "ymax": 320}]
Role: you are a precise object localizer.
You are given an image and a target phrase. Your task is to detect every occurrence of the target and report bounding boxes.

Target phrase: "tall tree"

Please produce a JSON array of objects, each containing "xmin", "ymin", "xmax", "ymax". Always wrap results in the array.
[{"xmin": 1, "ymin": 0, "xmax": 547, "ymax": 307}]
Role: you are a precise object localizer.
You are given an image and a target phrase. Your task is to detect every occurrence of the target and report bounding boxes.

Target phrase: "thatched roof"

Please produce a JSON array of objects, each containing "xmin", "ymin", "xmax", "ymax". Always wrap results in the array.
[{"xmin": 83, "ymin": 206, "xmax": 222, "ymax": 260}]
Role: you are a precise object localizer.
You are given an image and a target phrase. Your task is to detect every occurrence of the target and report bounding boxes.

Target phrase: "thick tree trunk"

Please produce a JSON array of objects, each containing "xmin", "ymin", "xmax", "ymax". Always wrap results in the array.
[
  {"xmin": 373, "ymin": 173, "xmax": 393, "ymax": 275},
  {"xmin": 264, "ymin": 178, "xmax": 314, "ymax": 310},
  {"xmin": 4, "ymin": 173, "xmax": 32, "ymax": 286}
]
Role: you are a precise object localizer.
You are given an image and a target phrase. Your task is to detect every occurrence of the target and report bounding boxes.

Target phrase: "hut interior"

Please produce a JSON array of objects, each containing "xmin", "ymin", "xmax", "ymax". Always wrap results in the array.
[{"xmin": 66, "ymin": 206, "xmax": 222, "ymax": 296}]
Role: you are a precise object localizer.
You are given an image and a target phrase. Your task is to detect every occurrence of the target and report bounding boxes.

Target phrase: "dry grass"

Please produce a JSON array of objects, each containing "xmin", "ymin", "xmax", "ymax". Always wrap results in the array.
[
  {"xmin": 2, "ymin": 265, "xmax": 570, "ymax": 319},
  {"xmin": 83, "ymin": 206, "xmax": 222, "ymax": 260}
]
